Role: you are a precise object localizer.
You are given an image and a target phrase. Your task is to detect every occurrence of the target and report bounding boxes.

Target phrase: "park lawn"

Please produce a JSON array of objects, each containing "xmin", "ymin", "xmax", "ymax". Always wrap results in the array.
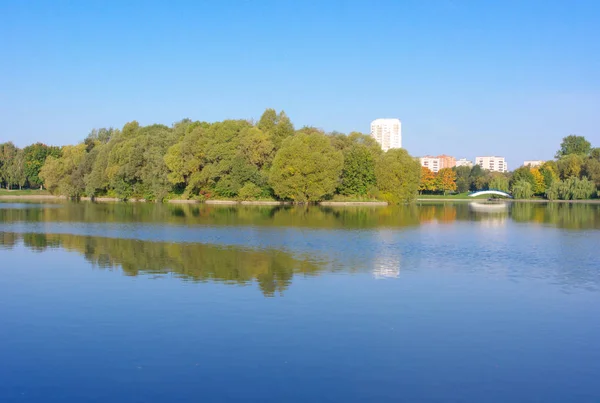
[{"xmin": 0, "ymin": 189, "xmax": 51, "ymax": 196}]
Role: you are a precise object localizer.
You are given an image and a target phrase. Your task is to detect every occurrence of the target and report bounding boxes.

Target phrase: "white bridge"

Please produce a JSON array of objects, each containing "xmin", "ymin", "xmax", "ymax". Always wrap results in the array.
[{"xmin": 468, "ymin": 189, "xmax": 513, "ymax": 198}]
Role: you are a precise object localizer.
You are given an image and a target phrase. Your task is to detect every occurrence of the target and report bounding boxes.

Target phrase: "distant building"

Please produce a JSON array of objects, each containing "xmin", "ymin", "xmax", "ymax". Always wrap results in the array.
[
  {"xmin": 370, "ymin": 119, "xmax": 401, "ymax": 152},
  {"xmin": 456, "ymin": 158, "xmax": 473, "ymax": 168},
  {"xmin": 475, "ymin": 156, "xmax": 508, "ymax": 173},
  {"xmin": 419, "ymin": 155, "xmax": 455, "ymax": 173},
  {"xmin": 524, "ymin": 160, "xmax": 544, "ymax": 168},
  {"xmin": 420, "ymin": 156, "xmax": 441, "ymax": 173},
  {"xmin": 438, "ymin": 155, "xmax": 456, "ymax": 169}
]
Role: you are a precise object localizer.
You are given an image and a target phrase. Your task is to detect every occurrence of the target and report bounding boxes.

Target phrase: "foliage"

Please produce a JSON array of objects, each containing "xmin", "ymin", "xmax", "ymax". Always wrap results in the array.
[
  {"xmin": 39, "ymin": 144, "xmax": 87, "ymax": 196},
  {"xmin": 510, "ymin": 166, "xmax": 535, "ymax": 191},
  {"xmin": 511, "ymin": 180, "xmax": 533, "ymax": 199},
  {"xmin": 557, "ymin": 154, "xmax": 584, "ymax": 179},
  {"xmin": 489, "ymin": 174, "xmax": 509, "ymax": 192},
  {"xmin": 546, "ymin": 177, "xmax": 596, "ymax": 200},
  {"xmin": 530, "ymin": 167, "xmax": 546, "ymax": 194},
  {"xmin": 237, "ymin": 183, "xmax": 264, "ymax": 200},
  {"xmin": 338, "ymin": 143, "xmax": 377, "ymax": 196},
  {"xmin": 419, "ymin": 167, "xmax": 436, "ymax": 194},
  {"xmin": 375, "ymin": 149, "xmax": 421, "ymax": 204},
  {"xmin": 269, "ymin": 131, "xmax": 343, "ymax": 202},
  {"xmin": 555, "ymin": 135, "xmax": 591, "ymax": 158},
  {"xmin": 453, "ymin": 166, "xmax": 471, "ymax": 193},
  {"xmin": 435, "ymin": 168, "xmax": 457, "ymax": 195},
  {"xmin": 539, "ymin": 161, "xmax": 559, "ymax": 189}
]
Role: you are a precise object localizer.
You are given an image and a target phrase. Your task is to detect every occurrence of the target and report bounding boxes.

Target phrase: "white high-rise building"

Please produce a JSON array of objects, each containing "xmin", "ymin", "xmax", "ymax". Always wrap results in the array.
[
  {"xmin": 523, "ymin": 160, "xmax": 544, "ymax": 168},
  {"xmin": 475, "ymin": 156, "xmax": 508, "ymax": 173},
  {"xmin": 370, "ymin": 119, "xmax": 401, "ymax": 152},
  {"xmin": 456, "ymin": 158, "xmax": 473, "ymax": 168}
]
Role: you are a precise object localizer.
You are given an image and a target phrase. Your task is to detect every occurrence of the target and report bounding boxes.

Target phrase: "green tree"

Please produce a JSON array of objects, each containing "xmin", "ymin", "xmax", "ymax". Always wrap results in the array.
[
  {"xmin": 0, "ymin": 142, "xmax": 18, "ymax": 189},
  {"xmin": 257, "ymin": 109, "xmax": 295, "ymax": 148},
  {"xmin": 512, "ymin": 180, "xmax": 533, "ymax": 199},
  {"xmin": 338, "ymin": 144, "xmax": 377, "ymax": 196},
  {"xmin": 375, "ymin": 149, "xmax": 421, "ymax": 204},
  {"xmin": 39, "ymin": 144, "xmax": 87, "ymax": 196},
  {"xmin": 23, "ymin": 143, "xmax": 61, "ymax": 189},
  {"xmin": 453, "ymin": 166, "xmax": 471, "ymax": 193},
  {"xmin": 557, "ymin": 154, "xmax": 584, "ymax": 179},
  {"xmin": 555, "ymin": 135, "xmax": 591, "ymax": 158},
  {"xmin": 510, "ymin": 166, "xmax": 535, "ymax": 191},
  {"xmin": 489, "ymin": 174, "xmax": 509, "ymax": 192},
  {"xmin": 539, "ymin": 161, "xmax": 559, "ymax": 189},
  {"xmin": 269, "ymin": 132, "xmax": 343, "ymax": 202},
  {"xmin": 583, "ymin": 158, "xmax": 600, "ymax": 189}
]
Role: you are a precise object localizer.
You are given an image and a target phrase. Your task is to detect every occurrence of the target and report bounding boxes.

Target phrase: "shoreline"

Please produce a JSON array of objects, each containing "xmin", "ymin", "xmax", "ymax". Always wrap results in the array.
[{"xmin": 1, "ymin": 194, "xmax": 599, "ymax": 205}]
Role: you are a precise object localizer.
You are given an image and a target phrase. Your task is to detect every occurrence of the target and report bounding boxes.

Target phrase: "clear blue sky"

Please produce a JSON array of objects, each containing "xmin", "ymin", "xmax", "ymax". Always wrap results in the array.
[{"xmin": 1, "ymin": 0, "xmax": 599, "ymax": 168}]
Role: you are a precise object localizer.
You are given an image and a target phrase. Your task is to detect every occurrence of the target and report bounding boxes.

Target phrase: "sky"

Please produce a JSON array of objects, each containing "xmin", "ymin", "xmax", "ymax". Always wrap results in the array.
[{"xmin": 1, "ymin": 0, "xmax": 599, "ymax": 168}]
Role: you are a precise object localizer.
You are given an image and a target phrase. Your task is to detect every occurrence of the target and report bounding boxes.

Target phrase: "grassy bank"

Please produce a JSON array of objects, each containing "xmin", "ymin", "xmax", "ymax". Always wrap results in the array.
[{"xmin": 0, "ymin": 189, "xmax": 51, "ymax": 196}]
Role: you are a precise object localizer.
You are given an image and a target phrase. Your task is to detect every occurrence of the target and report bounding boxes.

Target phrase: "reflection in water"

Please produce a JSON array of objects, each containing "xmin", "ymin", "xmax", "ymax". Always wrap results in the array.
[
  {"xmin": 0, "ymin": 201, "xmax": 599, "ymax": 230},
  {"xmin": 0, "ymin": 232, "xmax": 324, "ymax": 297}
]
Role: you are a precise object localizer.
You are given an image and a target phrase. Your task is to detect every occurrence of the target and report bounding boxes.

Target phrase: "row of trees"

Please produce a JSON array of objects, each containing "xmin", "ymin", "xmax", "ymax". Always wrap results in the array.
[
  {"xmin": 510, "ymin": 136, "xmax": 599, "ymax": 200},
  {"xmin": 417, "ymin": 135, "xmax": 599, "ymax": 200},
  {"xmin": 1, "ymin": 110, "xmax": 422, "ymax": 204},
  {"xmin": 0, "ymin": 143, "xmax": 61, "ymax": 189}
]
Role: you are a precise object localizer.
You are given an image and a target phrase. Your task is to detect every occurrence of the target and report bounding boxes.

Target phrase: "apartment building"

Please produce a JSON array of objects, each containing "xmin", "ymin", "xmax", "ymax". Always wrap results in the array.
[
  {"xmin": 456, "ymin": 158, "xmax": 473, "ymax": 168},
  {"xmin": 420, "ymin": 155, "xmax": 456, "ymax": 173},
  {"xmin": 523, "ymin": 160, "xmax": 544, "ymax": 168},
  {"xmin": 420, "ymin": 156, "xmax": 441, "ymax": 172},
  {"xmin": 370, "ymin": 119, "xmax": 402, "ymax": 152},
  {"xmin": 475, "ymin": 156, "xmax": 508, "ymax": 173}
]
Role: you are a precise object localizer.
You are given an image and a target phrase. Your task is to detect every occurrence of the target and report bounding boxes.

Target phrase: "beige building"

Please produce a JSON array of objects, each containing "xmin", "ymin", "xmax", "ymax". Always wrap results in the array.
[
  {"xmin": 420, "ymin": 155, "xmax": 456, "ymax": 173},
  {"xmin": 456, "ymin": 158, "xmax": 473, "ymax": 168},
  {"xmin": 420, "ymin": 156, "xmax": 441, "ymax": 172},
  {"xmin": 524, "ymin": 160, "xmax": 544, "ymax": 167},
  {"xmin": 475, "ymin": 156, "xmax": 508, "ymax": 173},
  {"xmin": 370, "ymin": 119, "xmax": 401, "ymax": 152}
]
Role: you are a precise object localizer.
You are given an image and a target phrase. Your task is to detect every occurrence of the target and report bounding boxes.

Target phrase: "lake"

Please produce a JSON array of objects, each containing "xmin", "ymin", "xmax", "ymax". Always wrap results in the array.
[{"xmin": 1, "ymin": 201, "xmax": 599, "ymax": 402}]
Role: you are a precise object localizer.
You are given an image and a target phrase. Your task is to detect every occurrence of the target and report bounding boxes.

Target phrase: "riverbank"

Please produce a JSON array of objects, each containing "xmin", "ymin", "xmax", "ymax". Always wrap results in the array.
[{"xmin": 2, "ymin": 194, "xmax": 599, "ymax": 205}]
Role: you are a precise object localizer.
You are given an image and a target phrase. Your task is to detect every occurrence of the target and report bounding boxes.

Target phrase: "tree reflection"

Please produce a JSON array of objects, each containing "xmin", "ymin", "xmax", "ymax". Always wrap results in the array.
[{"xmin": 0, "ymin": 232, "xmax": 323, "ymax": 297}]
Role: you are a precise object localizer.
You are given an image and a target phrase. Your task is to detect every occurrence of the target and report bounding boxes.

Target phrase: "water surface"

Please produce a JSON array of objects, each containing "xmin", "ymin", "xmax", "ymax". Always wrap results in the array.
[{"xmin": 1, "ymin": 202, "xmax": 599, "ymax": 402}]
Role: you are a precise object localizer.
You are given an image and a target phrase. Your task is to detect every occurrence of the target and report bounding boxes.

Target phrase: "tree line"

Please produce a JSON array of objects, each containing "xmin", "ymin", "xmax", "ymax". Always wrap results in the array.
[
  {"xmin": 0, "ymin": 109, "xmax": 422, "ymax": 204},
  {"xmin": 418, "ymin": 135, "xmax": 600, "ymax": 200}
]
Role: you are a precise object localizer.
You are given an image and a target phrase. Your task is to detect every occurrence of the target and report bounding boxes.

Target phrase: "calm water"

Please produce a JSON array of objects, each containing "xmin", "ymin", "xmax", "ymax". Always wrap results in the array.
[{"xmin": 1, "ymin": 201, "xmax": 599, "ymax": 402}]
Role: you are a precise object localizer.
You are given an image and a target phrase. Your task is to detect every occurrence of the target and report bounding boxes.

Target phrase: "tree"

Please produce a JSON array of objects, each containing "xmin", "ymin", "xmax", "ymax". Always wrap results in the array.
[
  {"xmin": 489, "ymin": 174, "xmax": 509, "ymax": 192},
  {"xmin": 510, "ymin": 166, "xmax": 535, "ymax": 191},
  {"xmin": 546, "ymin": 177, "xmax": 596, "ymax": 200},
  {"xmin": 269, "ymin": 132, "xmax": 343, "ymax": 202},
  {"xmin": 0, "ymin": 142, "xmax": 17, "ymax": 189},
  {"xmin": 557, "ymin": 154, "xmax": 584, "ymax": 179},
  {"xmin": 512, "ymin": 180, "xmax": 533, "ymax": 199},
  {"xmin": 418, "ymin": 167, "xmax": 436, "ymax": 194},
  {"xmin": 338, "ymin": 144, "xmax": 377, "ymax": 196},
  {"xmin": 375, "ymin": 149, "xmax": 421, "ymax": 204},
  {"xmin": 469, "ymin": 165, "xmax": 485, "ymax": 191},
  {"xmin": 453, "ymin": 166, "xmax": 471, "ymax": 193},
  {"xmin": 539, "ymin": 161, "xmax": 559, "ymax": 189},
  {"xmin": 435, "ymin": 168, "xmax": 457, "ymax": 195},
  {"xmin": 257, "ymin": 109, "xmax": 295, "ymax": 148},
  {"xmin": 583, "ymin": 158, "xmax": 600, "ymax": 189},
  {"xmin": 11, "ymin": 149, "xmax": 27, "ymax": 189},
  {"xmin": 23, "ymin": 143, "xmax": 61, "ymax": 189},
  {"xmin": 39, "ymin": 144, "xmax": 87, "ymax": 196},
  {"xmin": 555, "ymin": 135, "xmax": 591, "ymax": 158},
  {"xmin": 530, "ymin": 167, "xmax": 546, "ymax": 194}
]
